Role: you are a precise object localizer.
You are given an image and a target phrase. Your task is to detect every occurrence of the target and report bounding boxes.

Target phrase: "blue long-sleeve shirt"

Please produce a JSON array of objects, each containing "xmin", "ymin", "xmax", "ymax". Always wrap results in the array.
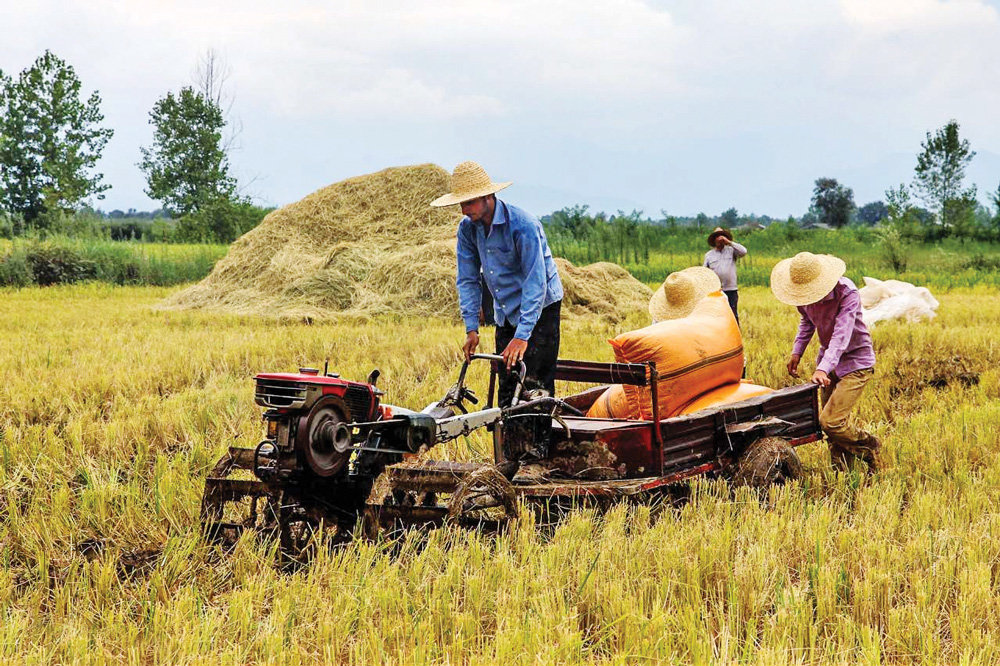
[{"xmin": 456, "ymin": 199, "xmax": 563, "ymax": 340}]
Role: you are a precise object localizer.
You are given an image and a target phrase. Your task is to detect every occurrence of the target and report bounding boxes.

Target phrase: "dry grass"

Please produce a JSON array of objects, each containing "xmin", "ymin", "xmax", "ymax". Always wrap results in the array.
[
  {"xmin": 1, "ymin": 282, "xmax": 999, "ymax": 664},
  {"xmin": 162, "ymin": 164, "xmax": 651, "ymax": 324}
]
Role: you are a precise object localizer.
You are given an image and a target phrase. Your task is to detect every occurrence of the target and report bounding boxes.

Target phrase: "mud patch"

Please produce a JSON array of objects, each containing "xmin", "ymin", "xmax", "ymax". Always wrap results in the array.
[
  {"xmin": 530, "ymin": 440, "xmax": 621, "ymax": 481},
  {"xmin": 117, "ymin": 548, "xmax": 161, "ymax": 580}
]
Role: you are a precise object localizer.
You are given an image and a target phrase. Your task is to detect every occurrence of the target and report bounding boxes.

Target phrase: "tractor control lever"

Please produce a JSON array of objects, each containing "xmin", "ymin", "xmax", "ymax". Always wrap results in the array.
[{"xmin": 467, "ymin": 353, "xmax": 528, "ymax": 404}]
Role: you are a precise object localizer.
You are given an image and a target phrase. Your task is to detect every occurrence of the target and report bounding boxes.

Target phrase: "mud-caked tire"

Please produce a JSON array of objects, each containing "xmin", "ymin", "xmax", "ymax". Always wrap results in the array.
[
  {"xmin": 447, "ymin": 465, "xmax": 518, "ymax": 528},
  {"xmin": 731, "ymin": 436, "xmax": 803, "ymax": 489}
]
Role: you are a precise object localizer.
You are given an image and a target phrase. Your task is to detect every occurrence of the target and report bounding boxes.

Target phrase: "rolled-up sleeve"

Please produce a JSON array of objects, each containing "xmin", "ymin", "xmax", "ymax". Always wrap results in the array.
[
  {"xmin": 513, "ymin": 224, "xmax": 547, "ymax": 340},
  {"xmin": 456, "ymin": 223, "xmax": 482, "ymax": 333},
  {"xmin": 816, "ymin": 288, "xmax": 861, "ymax": 375}
]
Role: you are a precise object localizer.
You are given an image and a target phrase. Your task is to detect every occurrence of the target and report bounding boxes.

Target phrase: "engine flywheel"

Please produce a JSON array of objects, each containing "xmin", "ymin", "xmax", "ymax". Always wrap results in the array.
[{"xmin": 296, "ymin": 398, "xmax": 353, "ymax": 477}]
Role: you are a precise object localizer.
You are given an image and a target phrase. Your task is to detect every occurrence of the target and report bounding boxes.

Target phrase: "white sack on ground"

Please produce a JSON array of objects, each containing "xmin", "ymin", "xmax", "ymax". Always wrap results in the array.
[{"xmin": 860, "ymin": 276, "xmax": 939, "ymax": 326}]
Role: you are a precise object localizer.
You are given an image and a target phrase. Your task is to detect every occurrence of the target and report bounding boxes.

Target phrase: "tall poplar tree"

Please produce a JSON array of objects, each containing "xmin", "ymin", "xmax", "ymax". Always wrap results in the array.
[{"xmin": 0, "ymin": 51, "xmax": 113, "ymax": 223}]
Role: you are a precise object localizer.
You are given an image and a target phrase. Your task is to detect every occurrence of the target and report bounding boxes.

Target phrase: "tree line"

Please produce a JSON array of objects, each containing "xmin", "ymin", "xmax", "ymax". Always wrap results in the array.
[
  {"xmin": 545, "ymin": 119, "xmax": 1000, "ymax": 266},
  {"xmin": 0, "ymin": 50, "xmax": 267, "ymax": 243},
  {"xmin": 3, "ymin": 51, "xmax": 998, "ymax": 249}
]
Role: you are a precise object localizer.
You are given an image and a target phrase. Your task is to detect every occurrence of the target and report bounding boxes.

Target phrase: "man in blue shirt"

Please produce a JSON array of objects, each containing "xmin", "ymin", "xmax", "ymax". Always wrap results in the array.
[{"xmin": 431, "ymin": 161, "xmax": 564, "ymax": 407}]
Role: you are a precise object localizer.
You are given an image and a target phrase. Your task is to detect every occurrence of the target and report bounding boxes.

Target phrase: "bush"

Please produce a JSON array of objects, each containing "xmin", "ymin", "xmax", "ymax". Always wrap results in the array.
[
  {"xmin": 877, "ymin": 225, "xmax": 910, "ymax": 273},
  {"xmin": 24, "ymin": 242, "xmax": 97, "ymax": 285},
  {"xmin": 0, "ymin": 249, "xmax": 33, "ymax": 286},
  {"xmin": 176, "ymin": 199, "xmax": 271, "ymax": 243},
  {"xmin": 963, "ymin": 253, "xmax": 1000, "ymax": 271}
]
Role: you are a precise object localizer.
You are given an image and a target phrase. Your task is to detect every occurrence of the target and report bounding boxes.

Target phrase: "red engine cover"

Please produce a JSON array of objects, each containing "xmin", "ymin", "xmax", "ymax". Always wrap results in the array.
[{"xmin": 254, "ymin": 372, "xmax": 377, "ymax": 421}]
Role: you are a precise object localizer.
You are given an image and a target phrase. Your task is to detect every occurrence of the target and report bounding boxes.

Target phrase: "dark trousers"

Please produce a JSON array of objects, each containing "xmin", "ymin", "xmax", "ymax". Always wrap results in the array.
[
  {"xmin": 495, "ymin": 300, "xmax": 561, "ymax": 407},
  {"xmin": 724, "ymin": 289, "xmax": 745, "ymax": 378},
  {"xmin": 724, "ymin": 289, "xmax": 739, "ymax": 326}
]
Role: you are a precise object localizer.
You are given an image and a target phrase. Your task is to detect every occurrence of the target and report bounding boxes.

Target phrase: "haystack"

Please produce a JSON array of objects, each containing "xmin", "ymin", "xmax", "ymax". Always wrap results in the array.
[{"xmin": 161, "ymin": 164, "xmax": 651, "ymax": 323}]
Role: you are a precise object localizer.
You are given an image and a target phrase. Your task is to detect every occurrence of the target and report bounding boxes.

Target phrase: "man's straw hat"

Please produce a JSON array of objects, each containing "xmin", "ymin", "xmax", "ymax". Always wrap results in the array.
[
  {"xmin": 707, "ymin": 226, "xmax": 733, "ymax": 247},
  {"xmin": 649, "ymin": 266, "xmax": 722, "ymax": 322},
  {"xmin": 770, "ymin": 252, "xmax": 846, "ymax": 306},
  {"xmin": 429, "ymin": 161, "xmax": 512, "ymax": 207}
]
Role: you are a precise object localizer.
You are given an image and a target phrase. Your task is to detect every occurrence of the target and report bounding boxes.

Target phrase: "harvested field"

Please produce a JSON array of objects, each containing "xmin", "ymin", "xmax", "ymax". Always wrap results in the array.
[
  {"xmin": 3, "ymin": 283, "xmax": 1000, "ymax": 663},
  {"xmin": 161, "ymin": 164, "xmax": 651, "ymax": 322}
]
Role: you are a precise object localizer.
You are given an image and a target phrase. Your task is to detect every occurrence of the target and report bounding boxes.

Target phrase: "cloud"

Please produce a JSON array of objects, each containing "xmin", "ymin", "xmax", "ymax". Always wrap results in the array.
[{"xmin": 2, "ymin": 0, "xmax": 998, "ymax": 213}]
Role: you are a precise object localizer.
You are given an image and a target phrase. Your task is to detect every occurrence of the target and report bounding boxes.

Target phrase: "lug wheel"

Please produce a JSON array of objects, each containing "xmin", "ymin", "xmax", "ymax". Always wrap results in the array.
[{"xmin": 731, "ymin": 436, "xmax": 803, "ymax": 489}]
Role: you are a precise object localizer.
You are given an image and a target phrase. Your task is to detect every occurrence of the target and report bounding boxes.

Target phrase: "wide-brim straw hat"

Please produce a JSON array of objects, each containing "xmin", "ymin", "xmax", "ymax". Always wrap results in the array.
[
  {"xmin": 649, "ymin": 266, "xmax": 722, "ymax": 322},
  {"xmin": 707, "ymin": 226, "xmax": 733, "ymax": 247},
  {"xmin": 429, "ymin": 161, "xmax": 512, "ymax": 207},
  {"xmin": 770, "ymin": 252, "xmax": 846, "ymax": 306}
]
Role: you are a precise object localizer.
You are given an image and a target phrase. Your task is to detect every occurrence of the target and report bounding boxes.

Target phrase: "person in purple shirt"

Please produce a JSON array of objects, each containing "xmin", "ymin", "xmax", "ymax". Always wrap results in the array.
[
  {"xmin": 770, "ymin": 252, "xmax": 882, "ymax": 473},
  {"xmin": 431, "ymin": 161, "xmax": 563, "ymax": 408}
]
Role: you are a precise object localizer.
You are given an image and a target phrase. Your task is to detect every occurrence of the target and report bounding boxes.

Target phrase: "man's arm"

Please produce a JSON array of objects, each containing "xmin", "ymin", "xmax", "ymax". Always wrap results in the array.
[
  {"xmin": 730, "ymin": 241, "xmax": 747, "ymax": 258},
  {"xmin": 456, "ymin": 223, "xmax": 482, "ymax": 334},
  {"xmin": 512, "ymin": 224, "xmax": 548, "ymax": 342},
  {"xmin": 815, "ymin": 287, "xmax": 860, "ymax": 375},
  {"xmin": 787, "ymin": 309, "xmax": 815, "ymax": 376}
]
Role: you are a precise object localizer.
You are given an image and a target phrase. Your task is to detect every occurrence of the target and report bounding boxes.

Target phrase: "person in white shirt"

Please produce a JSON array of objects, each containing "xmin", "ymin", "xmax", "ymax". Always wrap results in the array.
[{"xmin": 703, "ymin": 226, "xmax": 747, "ymax": 325}]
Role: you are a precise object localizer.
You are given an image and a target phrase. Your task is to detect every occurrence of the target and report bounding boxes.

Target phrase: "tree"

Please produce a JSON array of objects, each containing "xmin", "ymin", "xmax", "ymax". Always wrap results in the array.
[
  {"xmin": 811, "ymin": 178, "xmax": 855, "ymax": 228},
  {"xmin": 991, "ymin": 183, "xmax": 1000, "ymax": 242},
  {"xmin": 139, "ymin": 87, "xmax": 236, "ymax": 216},
  {"xmin": 857, "ymin": 201, "xmax": 888, "ymax": 225},
  {"xmin": 549, "ymin": 204, "xmax": 591, "ymax": 240},
  {"xmin": 694, "ymin": 212, "xmax": 710, "ymax": 228},
  {"xmin": 719, "ymin": 207, "xmax": 738, "ymax": 227},
  {"xmin": 913, "ymin": 120, "xmax": 976, "ymax": 231},
  {"xmin": 192, "ymin": 48, "xmax": 241, "ymax": 157},
  {"xmin": 0, "ymin": 51, "xmax": 113, "ymax": 223}
]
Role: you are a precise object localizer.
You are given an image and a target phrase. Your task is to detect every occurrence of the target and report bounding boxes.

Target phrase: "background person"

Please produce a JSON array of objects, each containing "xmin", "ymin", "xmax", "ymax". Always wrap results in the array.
[
  {"xmin": 430, "ymin": 161, "xmax": 563, "ymax": 407},
  {"xmin": 770, "ymin": 251, "xmax": 882, "ymax": 474},
  {"xmin": 703, "ymin": 226, "xmax": 747, "ymax": 325}
]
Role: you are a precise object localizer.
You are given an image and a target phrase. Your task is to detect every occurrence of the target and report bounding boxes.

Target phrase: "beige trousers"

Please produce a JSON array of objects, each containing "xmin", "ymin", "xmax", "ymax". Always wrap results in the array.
[{"xmin": 820, "ymin": 368, "xmax": 879, "ymax": 469}]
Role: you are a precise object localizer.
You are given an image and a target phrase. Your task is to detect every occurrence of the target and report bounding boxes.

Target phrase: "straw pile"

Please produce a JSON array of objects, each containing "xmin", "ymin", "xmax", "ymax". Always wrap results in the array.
[{"xmin": 161, "ymin": 164, "xmax": 651, "ymax": 322}]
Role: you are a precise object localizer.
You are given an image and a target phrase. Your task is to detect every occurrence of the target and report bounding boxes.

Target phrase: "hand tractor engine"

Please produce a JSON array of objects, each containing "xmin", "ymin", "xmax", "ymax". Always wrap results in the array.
[{"xmin": 201, "ymin": 355, "xmax": 555, "ymax": 557}]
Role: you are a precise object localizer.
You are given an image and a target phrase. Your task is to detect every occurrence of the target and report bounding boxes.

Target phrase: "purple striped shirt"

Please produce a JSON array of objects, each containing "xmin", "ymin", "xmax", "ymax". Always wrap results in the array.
[{"xmin": 792, "ymin": 277, "xmax": 875, "ymax": 376}]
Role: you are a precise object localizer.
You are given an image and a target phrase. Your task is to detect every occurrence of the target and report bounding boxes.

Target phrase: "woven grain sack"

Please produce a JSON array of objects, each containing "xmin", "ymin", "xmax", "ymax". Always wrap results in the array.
[
  {"xmin": 608, "ymin": 292, "xmax": 743, "ymax": 420},
  {"xmin": 678, "ymin": 381, "xmax": 773, "ymax": 415},
  {"xmin": 584, "ymin": 384, "xmax": 633, "ymax": 419}
]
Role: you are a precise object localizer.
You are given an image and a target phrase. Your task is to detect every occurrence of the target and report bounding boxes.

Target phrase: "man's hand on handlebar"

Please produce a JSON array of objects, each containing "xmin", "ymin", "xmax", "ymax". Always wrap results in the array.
[
  {"xmin": 463, "ymin": 331, "xmax": 479, "ymax": 361},
  {"xmin": 502, "ymin": 338, "xmax": 528, "ymax": 370}
]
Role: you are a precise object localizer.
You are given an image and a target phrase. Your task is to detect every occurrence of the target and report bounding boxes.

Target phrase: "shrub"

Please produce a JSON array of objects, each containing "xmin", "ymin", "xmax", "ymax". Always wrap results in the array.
[
  {"xmin": 176, "ymin": 199, "xmax": 271, "ymax": 243},
  {"xmin": 24, "ymin": 242, "xmax": 97, "ymax": 285},
  {"xmin": 877, "ymin": 225, "xmax": 910, "ymax": 273},
  {"xmin": 0, "ymin": 248, "xmax": 33, "ymax": 286}
]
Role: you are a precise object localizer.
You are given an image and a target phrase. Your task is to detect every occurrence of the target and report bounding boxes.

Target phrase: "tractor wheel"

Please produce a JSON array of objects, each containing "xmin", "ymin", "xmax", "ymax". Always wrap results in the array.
[{"xmin": 731, "ymin": 436, "xmax": 803, "ymax": 489}]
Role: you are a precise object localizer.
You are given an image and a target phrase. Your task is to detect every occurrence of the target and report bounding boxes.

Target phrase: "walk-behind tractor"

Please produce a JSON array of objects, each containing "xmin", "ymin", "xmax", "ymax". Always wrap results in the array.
[{"xmin": 201, "ymin": 354, "xmax": 822, "ymax": 558}]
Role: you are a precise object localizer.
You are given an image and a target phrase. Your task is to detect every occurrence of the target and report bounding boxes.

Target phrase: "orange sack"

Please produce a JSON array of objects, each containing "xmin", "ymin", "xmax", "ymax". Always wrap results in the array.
[
  {"xmin": 678, "ymin": 381, "xmax": 773, "ymax": 415},
  {"xmin": 599, "ymin": 292, "xmax": 743, "ymax": 420},
  {"xmin": 584, "ymin": 384, "xmax": 630, "ymax": 419}
]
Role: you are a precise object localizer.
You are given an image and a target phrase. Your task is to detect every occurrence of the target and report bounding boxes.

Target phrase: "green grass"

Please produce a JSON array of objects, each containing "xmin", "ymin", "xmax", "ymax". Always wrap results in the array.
[
  {"xmin": 551, "ymin": 226, "xmax": 1000, "ymax": 289},
  {"xmin": 0, "ymin": 238, "xmax": 229, "ymax": 287}
]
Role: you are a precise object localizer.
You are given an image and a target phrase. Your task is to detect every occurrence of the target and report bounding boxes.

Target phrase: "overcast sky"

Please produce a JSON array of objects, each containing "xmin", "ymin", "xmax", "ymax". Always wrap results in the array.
[{"xmin": 4, "ymin": 0, "xmax": 1000, "ymax": 217}]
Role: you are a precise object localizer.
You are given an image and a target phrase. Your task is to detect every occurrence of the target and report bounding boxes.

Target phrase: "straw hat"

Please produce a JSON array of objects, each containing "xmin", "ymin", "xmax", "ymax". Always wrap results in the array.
[
  {"xmin": 770, "ymin": 252, "xmax": 846, "ymax": 306},
  {"xmin": 429, "ymin": 161, "xmax": 512, "ymax": 207},
  {"xmin": 707, "ymin": 226, "xmax": 733, "ymax": 247},
  {"xmin": 648, "ymin": 266, "xmax": 722, "ymax": 322}
]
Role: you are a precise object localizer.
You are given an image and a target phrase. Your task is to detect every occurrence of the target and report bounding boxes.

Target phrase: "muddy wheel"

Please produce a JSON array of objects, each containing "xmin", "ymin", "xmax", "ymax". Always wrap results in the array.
[
  {"xmin": 731, "ymin": 436, "xmax": 803, "ymax": 489},
  {"xmin": 447, "ymin": 466, "xmax": 518, "ymax": 528}
]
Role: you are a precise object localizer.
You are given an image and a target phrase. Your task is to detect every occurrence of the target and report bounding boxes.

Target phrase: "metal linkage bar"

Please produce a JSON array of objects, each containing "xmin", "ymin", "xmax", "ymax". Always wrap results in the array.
[{"xmin": 553, "ymin": 358, "xmax": 650, "ymax": 386}]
